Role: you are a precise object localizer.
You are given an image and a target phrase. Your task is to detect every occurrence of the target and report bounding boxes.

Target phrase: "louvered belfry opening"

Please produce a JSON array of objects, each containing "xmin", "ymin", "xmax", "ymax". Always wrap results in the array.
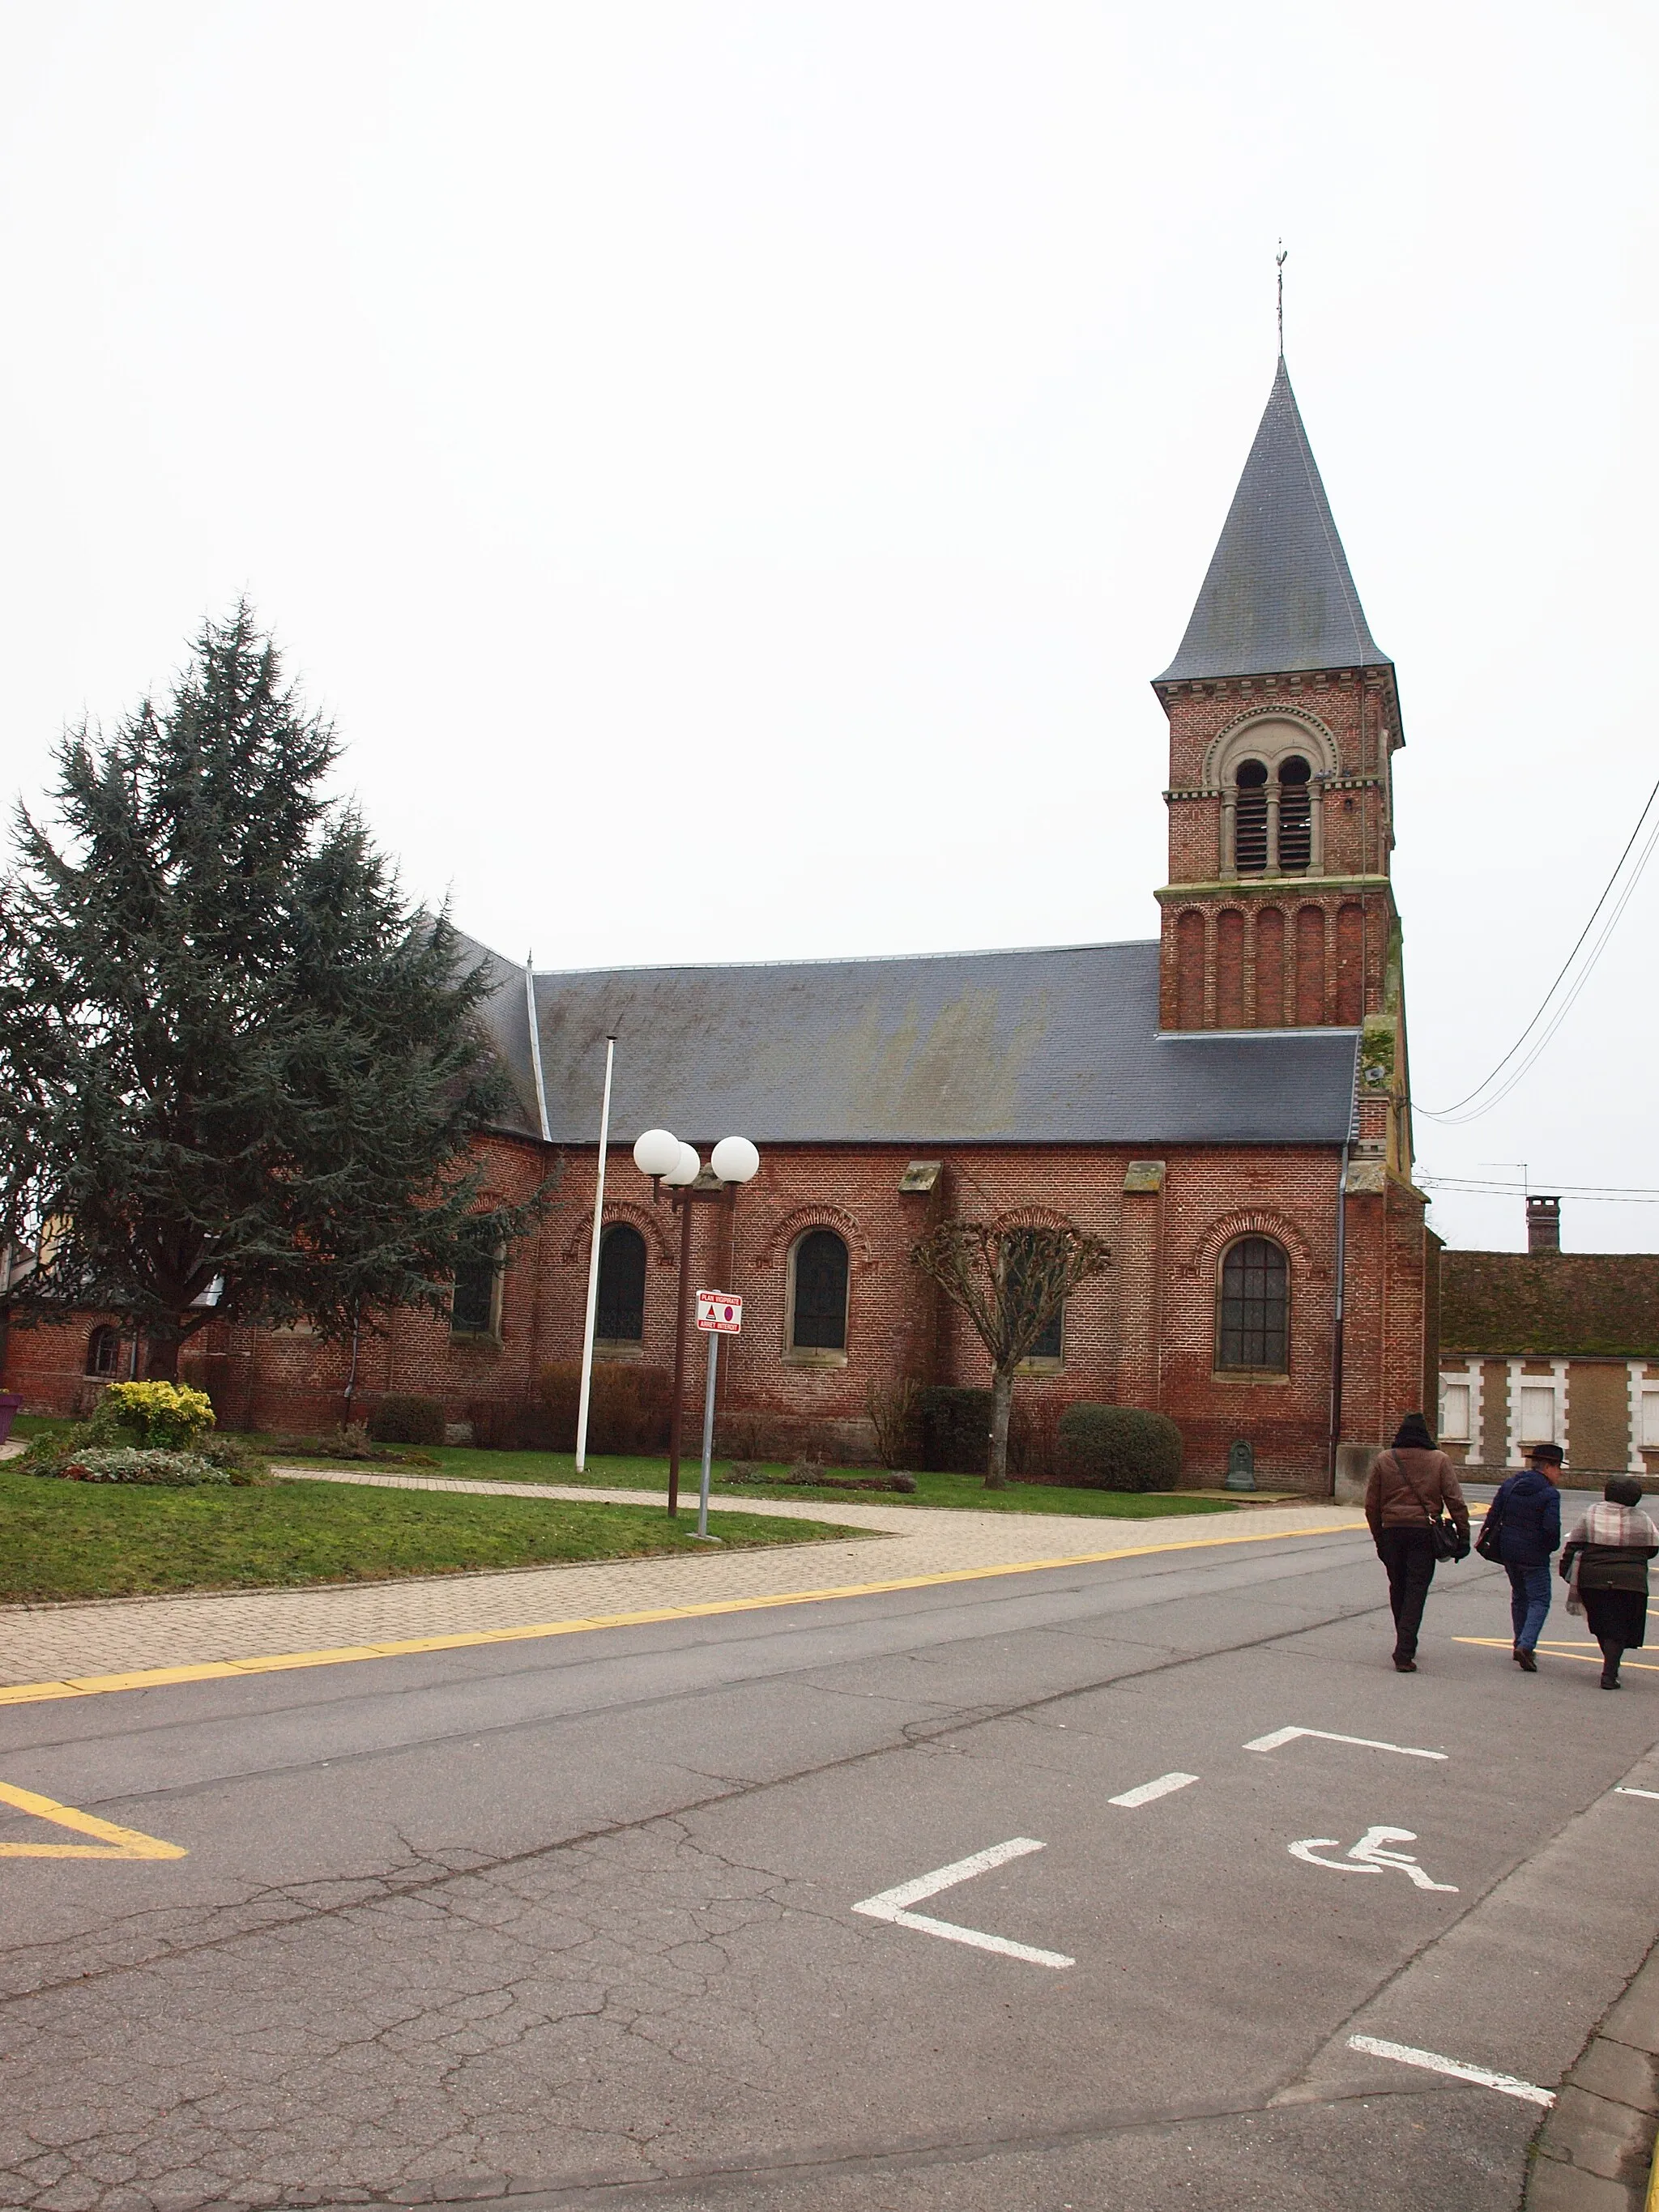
[
  {"xmin": 1234, "ymin": 759, "xmax": 1269, "ymax": 874},
  {"xmin": 1277, "ymin": 755, "xmax": 1312, "ymax": 872}
]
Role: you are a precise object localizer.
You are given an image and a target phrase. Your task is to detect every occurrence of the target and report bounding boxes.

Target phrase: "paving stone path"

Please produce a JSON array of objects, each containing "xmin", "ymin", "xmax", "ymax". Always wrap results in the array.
[{"xmin": 0, "ymin": 1460, "xmax": 1365, "ymax": 1687}]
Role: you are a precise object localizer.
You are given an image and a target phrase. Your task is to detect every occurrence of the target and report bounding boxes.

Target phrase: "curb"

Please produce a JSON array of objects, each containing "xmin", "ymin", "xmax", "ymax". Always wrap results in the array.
[{"xmin": 1527, "ymin": 1935, "xmax": 1659, "ymax": 2210}]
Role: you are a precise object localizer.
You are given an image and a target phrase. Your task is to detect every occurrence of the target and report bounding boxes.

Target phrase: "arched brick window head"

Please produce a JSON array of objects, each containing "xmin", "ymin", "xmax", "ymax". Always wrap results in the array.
[
  {"xmin": 596, "ymin": 1222, "xmax": 646, "ymax": 1343},
  {"xmin": 1234, "ymin": 760, "xmax": 1269, "ymax": 875},
  {"xmin": 1277, "ymin": 756, "xmax": 1312, "ymax": 874},
  {"xmin": 791, "ymin": 1230, "xmax": 848, "ymax": 1352},
  {"xmin": 85, "ymin": 1325, "xmax": 120, "ymax": 1378},
  {"xmin": 1217, "ymin": 1237, "xmax": 1289, "ymax": 1373}
]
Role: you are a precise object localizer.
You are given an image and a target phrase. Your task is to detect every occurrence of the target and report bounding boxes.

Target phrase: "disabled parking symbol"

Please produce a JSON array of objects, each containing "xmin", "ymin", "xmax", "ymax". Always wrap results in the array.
[{"xmin": 1290, "ymin": 1824, "xmax": 1457, "ymax": 1893}]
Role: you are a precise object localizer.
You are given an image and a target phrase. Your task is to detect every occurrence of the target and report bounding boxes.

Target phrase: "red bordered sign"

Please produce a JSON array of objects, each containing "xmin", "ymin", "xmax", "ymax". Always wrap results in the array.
[{"xmin": 695, "ymin": 1291, "xmax": 742, "ymax": 1334}]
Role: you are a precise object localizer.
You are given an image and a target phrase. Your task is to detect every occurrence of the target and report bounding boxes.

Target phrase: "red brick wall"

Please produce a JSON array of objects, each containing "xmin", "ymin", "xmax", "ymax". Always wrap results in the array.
[{"xmin": 4, "ymin": 1130, "xmax": 1429, "ymax": 1498}]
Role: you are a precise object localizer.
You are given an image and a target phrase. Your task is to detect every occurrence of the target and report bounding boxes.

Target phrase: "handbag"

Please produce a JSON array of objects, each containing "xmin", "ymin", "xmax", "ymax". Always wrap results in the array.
[
  {"xmin": 1474, "ymin": 1483, "xmax": 1508, "ymax": 1563},
  {"xmin": 1387, "ymin": 1450, "xmax": 1471, "ymax": 1563}
]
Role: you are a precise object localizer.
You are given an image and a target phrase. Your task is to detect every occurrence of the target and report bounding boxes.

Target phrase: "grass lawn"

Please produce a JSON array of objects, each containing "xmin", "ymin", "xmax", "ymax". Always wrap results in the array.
[
  {"xmin": 0, "ymin": 1461, "xmax": 861, "ymax": 1604},
  {"xmin": 265, "ymin": 1439, "xmax": 1243, "ymax": 1519}
]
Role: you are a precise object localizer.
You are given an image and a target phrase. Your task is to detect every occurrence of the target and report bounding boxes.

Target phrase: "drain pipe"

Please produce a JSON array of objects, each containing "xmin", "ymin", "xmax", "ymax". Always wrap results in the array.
[{"xmin": 1328, "ymin": 1140, "xmax": 1350, "ymax": 1494}]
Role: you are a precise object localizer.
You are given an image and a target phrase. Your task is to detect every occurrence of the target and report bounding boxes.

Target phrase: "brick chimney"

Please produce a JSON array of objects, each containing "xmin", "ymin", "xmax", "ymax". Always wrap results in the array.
[{"xmin": 1526, "ymin": 1196, "xmax": 1561, "ymax": 1255}]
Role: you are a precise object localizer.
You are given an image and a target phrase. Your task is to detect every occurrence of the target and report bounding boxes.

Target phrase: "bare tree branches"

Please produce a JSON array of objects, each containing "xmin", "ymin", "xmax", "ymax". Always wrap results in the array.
[{"xmin": 911, "ymin": 1219, "xmax": 1111, "ymax": 1487}]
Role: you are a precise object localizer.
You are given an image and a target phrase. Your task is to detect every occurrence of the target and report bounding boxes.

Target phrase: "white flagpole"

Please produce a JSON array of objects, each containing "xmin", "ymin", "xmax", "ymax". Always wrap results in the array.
[{"xmin": 574, "ymin": 1034, "xmax": 616, "ymax": 1473}]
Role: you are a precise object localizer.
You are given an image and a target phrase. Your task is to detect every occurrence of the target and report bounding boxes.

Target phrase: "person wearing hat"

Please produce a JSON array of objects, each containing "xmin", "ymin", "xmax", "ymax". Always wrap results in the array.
[
  {"xmin": 1364, "ymin": 1413, "xmax": 1470, "ymax": 1672},
  {"xmin": 1476, "ymin": 1443, "xmax": 1562, "ymax": 1671}
]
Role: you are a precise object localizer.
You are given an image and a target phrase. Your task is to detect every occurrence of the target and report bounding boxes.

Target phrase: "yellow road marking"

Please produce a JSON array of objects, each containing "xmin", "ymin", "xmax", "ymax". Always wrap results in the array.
[
  {"xmin": 0, "ymin": 1779, "xmax": 187, "ymax": 1860},
  {"xmin": 1456, "ymin": 1637, "xmax": 1659, "ymax": 1675},
  {"xmin": 0, "ymin": 1518, "xmax": 1368, "ymax": 1709}
]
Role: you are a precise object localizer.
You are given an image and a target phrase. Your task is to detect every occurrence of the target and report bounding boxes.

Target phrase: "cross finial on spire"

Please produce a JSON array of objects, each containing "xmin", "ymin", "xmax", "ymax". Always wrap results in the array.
[{"xmin": 1276, "ymin": 240, "xmax": 1287, "ymax": 359}]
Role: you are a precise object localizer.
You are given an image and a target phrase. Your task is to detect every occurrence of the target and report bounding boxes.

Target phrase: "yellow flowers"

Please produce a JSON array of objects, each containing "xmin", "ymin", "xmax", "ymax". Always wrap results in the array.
[{"xmin": 96, "ymin": 1381, "xmax": 216, "ymax": 1450}]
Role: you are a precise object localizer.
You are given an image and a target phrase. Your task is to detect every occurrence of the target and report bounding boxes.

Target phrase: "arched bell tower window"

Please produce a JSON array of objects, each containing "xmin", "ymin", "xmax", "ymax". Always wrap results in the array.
[
  {"xmin": 1213, "ymin": 717, "xmax": 1333, "ymax": 880},
  {"xmin": 1234, "ymin": 761, "xmax": 1269, "ymax": 875},
  {"xmin": 1277, "ymin": 757, "xmax": 1312, "ymax": 874}
]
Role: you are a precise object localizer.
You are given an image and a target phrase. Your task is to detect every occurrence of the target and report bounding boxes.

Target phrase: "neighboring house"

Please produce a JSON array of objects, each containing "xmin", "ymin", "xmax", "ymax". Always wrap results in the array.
[
  {"xmin": 1438, "ymin": 1199, "xmax": 1659, "ymax": 1483},
  {"xmin": 3, "ymin": 356, "xmax": 1435, "ymax": 1494}
]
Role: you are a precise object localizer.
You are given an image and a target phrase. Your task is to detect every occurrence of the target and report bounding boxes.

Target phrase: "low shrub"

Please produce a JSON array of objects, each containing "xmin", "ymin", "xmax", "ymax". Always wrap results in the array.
[
  {"xmin": 1056, "ymin": 1404, "xmax": 1183, "ymax": 1492},
  {"xmin": 538, "ymin": 1363, "xmax": 673, "ymax": 1455},
  {"xmin": 367, "ymin": 1395, "xmax": 446, "ymax": 1447},
  {"xmin": 918, "ymin": 1387, "xmax": 992, "ymax": 1474},
  {"xmin": 90, "ymin": 1380, "xmax": 215, "ymax": 1451},
  {"xmin": 468, "ymin": 1399, "xmax": 563, "ymax": 1452},
  {"xmin": 194, "ymin": 1435, "xmax": 271, "ymax": 1483},
  {"xmin": 866, "ymin": 1379, "xmax": 921, "ymax": 1470},
  {"xmin": 49, "ymin": 1447, "xmax": 232, "ymax": 1487},
  {"xmin": 269, "ymin": 1426, "xmax": 438, "ymax": 1466},
  {"xmin": 789, "ymin": 1455, "xmax": 825, "ymax": 1485},
  {"xmin": 1008, "ymin": 1395, "xmax": 1064, "ymax": 1481}
]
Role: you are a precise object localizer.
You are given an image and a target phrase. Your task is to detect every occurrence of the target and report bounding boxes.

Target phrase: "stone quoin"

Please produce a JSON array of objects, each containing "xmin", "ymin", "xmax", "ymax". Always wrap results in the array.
[{"xmin": 5, "ymin": 357, "xmax": 1432, "ymax": 1492}]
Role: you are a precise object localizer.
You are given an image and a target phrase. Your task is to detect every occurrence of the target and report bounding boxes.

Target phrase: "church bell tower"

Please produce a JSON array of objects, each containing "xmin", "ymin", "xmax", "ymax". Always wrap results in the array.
[{"xmin": 1154, "ymin": 359, "xmax": 1404, "ymax": 1050}]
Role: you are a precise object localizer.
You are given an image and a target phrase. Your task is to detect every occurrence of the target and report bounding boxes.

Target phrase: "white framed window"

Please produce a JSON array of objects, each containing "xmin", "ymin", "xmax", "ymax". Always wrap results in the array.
[
  {"xmin": 1518, "ymin": 1385, "xmax": 1558, "ymax": 1444},
  {"xmin": 1439, "ymin": 1382, "xmax": 1471, "ymax": 1444},
  {"xmin": 1642, "ymin": 1389, "xmax": 1659, "ymax": 1450}
]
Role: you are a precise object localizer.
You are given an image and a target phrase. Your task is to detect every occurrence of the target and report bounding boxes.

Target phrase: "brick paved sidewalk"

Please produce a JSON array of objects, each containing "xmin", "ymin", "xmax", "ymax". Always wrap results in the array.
[{"xmin": 0, "ymin": 1461, "xmax": 1365, "ymax": 1688}]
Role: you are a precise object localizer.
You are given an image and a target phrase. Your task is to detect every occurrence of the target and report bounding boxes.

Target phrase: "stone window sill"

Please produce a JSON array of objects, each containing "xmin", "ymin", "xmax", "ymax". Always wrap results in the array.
[
  {"xmin": 784, "ymin": 1347, "xmax": 848, "ymax": 1368},
  {"xmin": 450, "ymin": 1331, "xmax": 504, "ymax": 1352},
  {"xmin": 1210, "ymin": 1368, "xmax": 1290, "ymax": 1386},
  {"xmin": 1018, "ymin": 1357, "xmax": 1064, "ymax": 1375},
  {"xmin": 595, "ymin": 1340, "xmax": 645, "ymax": 1362}
]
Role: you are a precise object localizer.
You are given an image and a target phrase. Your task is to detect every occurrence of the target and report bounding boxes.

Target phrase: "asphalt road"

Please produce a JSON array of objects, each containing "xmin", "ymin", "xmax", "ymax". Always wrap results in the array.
[{"xmin": 2, "ymin": 1522, "xmax": 1657, "ymax": 2212}]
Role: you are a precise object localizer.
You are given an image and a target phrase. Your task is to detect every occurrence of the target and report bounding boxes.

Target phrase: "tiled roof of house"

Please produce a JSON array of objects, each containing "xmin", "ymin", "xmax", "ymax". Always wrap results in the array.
[
  {"xmin": 1158, "ymin": 358, "xmax": 1392, "ymax": 684},
  {"xmin": 1440, "ymin": 1251, "xmax": 1659, "ymax": 1357},
  {"xmin": 463, "ymin": 934, "xmax": 1362, "ymax": 1149}
]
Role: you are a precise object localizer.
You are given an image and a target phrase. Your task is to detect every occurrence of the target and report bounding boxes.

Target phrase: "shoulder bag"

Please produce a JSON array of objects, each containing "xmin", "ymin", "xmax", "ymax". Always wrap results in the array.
[
  {"xmin": 1388, "ymin": 1450, "xmax": 1471, "ymax": 1563},
  {"xmin": 1474, "ymin": 1479, "xmax": 1508, "ymax": 1563}
]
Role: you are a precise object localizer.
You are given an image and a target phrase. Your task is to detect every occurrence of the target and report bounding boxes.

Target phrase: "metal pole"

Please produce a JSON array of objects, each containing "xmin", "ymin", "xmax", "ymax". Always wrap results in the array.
[
  {"xmin": 697, "ymin": 1327, "xmax": 719, "ymax": 1540},
  {"xmin": 574, "ymin": 1035, "xmax": 616, "ymax": 1473},
  {"xmin": 667, "ymin": 1196, "xmax": 693, "ymax": 1515}
]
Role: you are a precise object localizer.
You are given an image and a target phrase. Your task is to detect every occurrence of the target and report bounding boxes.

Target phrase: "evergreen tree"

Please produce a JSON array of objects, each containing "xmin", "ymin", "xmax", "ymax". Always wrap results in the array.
[{"xmin": 0, "ymin": 606, "xmax": 540, "ymax": 1376}]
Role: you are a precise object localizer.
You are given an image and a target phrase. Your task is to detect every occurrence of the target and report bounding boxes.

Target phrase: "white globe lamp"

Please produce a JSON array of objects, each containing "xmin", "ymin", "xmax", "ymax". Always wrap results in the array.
[
  {"xmin": 633, "ymin": 1127, "xmax": 680, "ymax": 1180},
  {"xmin": 710, "ymin": 1136, "xmax": 761, "ymax": 1186},
  {"xmin": 663, "ymin": 1142, "xmax": 702, "ymax": 1187}
]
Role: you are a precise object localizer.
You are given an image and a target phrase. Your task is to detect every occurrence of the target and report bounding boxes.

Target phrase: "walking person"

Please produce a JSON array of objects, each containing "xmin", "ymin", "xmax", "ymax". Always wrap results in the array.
[
  {"xmin": 1476, "ymin": 1443, "xmax": 1562, "ymax": 1671},
  {"xmin": 1560, "ymin": 1477, "xmax": 1659, "ymax": 1689},
  {"xmin": 1365, "ymin": 1413, "xmax": 1470, "ymax": 1673}
]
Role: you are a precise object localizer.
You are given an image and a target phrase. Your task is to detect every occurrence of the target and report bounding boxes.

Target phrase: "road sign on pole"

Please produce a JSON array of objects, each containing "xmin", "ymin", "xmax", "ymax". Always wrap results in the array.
[{"xmin": 695, "ymin": 1291, "xmax": 742, "ymax": 1334}]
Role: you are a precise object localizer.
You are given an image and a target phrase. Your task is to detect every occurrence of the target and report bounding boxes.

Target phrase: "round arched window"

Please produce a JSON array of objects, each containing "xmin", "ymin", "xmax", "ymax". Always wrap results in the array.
[
  {"xmin": 1217, "ymin": 1237, "xmax": 1289, "ymax": 1372},
  {"xmin": 791, "ymin": 1230, "xmax": 849, "ymax": 1352},
  {"xmin": 596, "ymin": 1223, "xmax": 647, "ymax": 1343}
]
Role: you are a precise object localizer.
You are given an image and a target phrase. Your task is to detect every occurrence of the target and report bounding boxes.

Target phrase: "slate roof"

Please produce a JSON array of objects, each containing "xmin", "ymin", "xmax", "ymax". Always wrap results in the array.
[
  {"xmin": 1158, "ymin": 358, "xmax": 1392, "ymax": 683},
  {"xmin": 1440, "ymin": 1252, "xmax": 1659, "ymax": 1358},
  {"xmin": 463, "ymin": 934, "xmax": 1360, "ymax": 1149}
]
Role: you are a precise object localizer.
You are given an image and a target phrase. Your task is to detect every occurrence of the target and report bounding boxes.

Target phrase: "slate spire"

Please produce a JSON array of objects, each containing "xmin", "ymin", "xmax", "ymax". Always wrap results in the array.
[{"xmin": 1158, "ymin": 359, "xmax": 1389, "ymax": 682}]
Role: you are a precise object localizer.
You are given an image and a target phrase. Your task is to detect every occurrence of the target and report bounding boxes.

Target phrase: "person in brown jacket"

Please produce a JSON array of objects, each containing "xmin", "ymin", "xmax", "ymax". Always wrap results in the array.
[{"xmin": 1363, "ymin": 1413, "xmax": 1470, "ymax": 1672}]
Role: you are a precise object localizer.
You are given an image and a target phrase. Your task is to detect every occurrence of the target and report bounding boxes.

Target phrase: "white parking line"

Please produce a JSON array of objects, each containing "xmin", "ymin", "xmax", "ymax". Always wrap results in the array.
[
  {"xmin": 1245, "ymin": 1725, "xmax": 1448, "ymax": 1762},
  {"xmin": 1615, "ymin": 1787, "xmax": 1659, "ymax": 1802},
  {"xmin": 853, "ymin": 1838, "xmax": 1074, "ymax": 1970},
  {"xmin": 1109, "ymin": 1771, "xmax": 1200, "ymax": 1808},
  {"xmin": 1347, "ymin": 2035, "xmax": 1555, "ymax": 2106}
]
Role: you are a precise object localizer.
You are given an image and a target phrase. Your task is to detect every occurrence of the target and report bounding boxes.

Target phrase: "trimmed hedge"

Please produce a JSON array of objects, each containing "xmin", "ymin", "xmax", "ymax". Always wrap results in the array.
[
  {"xmin": 919, "ymin": 1387, "xmax": 993, "ymax": 1474},
  {"xmin": 368, "ymin": 1394, "xmax": 446, "ymax": 1446},
  {"xmin": 538, "ymin": 1362, "xmax": 673, "ymax": 1455},
  {"xmin": 1056, "ymin": 1404, "xmax": 1183, "ymax": 1492}
]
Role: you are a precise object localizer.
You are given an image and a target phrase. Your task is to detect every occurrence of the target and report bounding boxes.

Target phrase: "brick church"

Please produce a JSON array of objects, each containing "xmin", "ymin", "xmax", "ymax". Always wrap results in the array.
[{"xmin": 6, "ymin": 359, "xmax": 1435, "ymax": 1493}]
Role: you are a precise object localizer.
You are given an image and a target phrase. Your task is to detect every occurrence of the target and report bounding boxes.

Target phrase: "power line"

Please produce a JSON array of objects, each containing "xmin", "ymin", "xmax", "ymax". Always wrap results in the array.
[
  {"xmin": 1417, "ymin": 769, "xmax": 1659, "ymax": 1123},
  {"xmin": 1418, "ymin": 1174, "xmax": 1659, "ymax": 1205}
]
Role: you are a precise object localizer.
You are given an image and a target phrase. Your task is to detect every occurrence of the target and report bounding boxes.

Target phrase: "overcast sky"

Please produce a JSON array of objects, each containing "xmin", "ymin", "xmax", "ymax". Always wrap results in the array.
[{"xmin": 2, "ymin": 2, "xmax": 1655, "ymax": 1254}]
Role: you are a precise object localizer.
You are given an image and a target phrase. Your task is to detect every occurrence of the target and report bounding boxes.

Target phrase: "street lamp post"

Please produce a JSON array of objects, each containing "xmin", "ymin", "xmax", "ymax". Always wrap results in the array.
[{"xmin": 631, "ymin": 1128, "xmax": 761, "ymax": 1515}]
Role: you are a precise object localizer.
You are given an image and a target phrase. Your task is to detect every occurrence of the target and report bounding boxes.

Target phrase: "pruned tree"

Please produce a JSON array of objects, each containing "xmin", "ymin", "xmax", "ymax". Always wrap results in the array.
[
  {"xmin": 910, "ymin": 1218, "xmax": 1111, "ymax": 1489},
  {"xmin": 0, "ymin": 604, "xmax": 544, "ymax": 1380}
]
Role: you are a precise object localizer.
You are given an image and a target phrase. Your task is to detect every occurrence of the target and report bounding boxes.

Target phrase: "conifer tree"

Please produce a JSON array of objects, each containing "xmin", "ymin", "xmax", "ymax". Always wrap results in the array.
[{"xmin": 0, "ymin": 606, "xmax": 539, "ymax": 1377}]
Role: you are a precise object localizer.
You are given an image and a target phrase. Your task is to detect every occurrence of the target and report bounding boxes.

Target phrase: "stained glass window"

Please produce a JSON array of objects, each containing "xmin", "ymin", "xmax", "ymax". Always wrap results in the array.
[
  {"xmin": 1217, "ymin": 1237, "xmax": 1288, "ymax": 1371},
  {"xmin": 791, "ymin": 1230, "xmax": 848, "ymax": 1351}
]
